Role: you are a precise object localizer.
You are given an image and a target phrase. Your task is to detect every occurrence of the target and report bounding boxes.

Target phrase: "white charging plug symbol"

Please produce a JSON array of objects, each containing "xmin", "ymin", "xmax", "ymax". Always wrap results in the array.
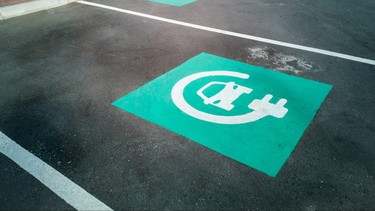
[
  {"xmin": 248, "ymin": 94, "xmax": 288, "ymax": 119},
  {"xmin": 171, "ymin": 70, "xmax": 289, "ymax": 124}
]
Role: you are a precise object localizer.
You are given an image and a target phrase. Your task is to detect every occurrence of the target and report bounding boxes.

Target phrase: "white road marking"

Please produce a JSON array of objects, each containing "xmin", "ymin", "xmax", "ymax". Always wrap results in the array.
[
  {"xmin": 76, "ymin": 0, "xmax": 375, "ymax": 66},
  {"xmin": 0, "ymin": 131, "xmax": 112, "ymax": 211},
  {"xmin": 171, "ymin": 71, "xmax": 288, "ymax": 124}
]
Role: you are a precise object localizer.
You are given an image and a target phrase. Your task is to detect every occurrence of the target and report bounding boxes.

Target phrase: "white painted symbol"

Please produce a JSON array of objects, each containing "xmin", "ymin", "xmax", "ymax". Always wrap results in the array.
[
  {"xmin": 197, "ymin": 81, "xmax": 252, "ymax": 111},
  {"xmin": 171, "ymin": 71, "xmax": 288, "ymax": 124}
]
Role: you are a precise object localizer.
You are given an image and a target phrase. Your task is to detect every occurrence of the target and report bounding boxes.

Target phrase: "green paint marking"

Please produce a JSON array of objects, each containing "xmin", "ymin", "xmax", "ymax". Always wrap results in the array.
[
  {"xmin": 113, "ymin": 53, "xmax": 332, "ymax": 177},
  {"xmin": 148, "ymin": 0, "xmax": 197, "ymax": 6}
]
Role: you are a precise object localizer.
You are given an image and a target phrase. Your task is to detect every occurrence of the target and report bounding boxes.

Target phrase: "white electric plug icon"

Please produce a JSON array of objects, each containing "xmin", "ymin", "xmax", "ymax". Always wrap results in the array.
[
  {"xmin": 196, "ymin": 81, "xmax": 288, "ymax": 119},
  {"xmin": 248, "ymin": 94, "xmax": 288, "ymax": 119},
  {"xmin": 171, "ymin": 70, "xmax": 289, "ymax": 124}
]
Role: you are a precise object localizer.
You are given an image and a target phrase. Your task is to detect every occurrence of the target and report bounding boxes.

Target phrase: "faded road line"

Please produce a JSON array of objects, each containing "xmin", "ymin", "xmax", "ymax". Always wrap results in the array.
[
  {"xmin": 77, "ymin": 0, "xmax": 375, "ymax": 66},
  {"xmin": 0, "ymin": 131, "xmax": 112, "ymax": 211}
]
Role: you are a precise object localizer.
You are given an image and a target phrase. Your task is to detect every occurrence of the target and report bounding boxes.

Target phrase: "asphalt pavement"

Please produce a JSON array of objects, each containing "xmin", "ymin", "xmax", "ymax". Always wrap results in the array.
[{"xmin": 0, "ymin": 0, "xmax": 374, "ymax": 210}]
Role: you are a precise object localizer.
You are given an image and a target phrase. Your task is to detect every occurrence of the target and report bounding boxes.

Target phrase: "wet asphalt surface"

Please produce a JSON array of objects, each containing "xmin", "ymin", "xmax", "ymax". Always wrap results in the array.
[{"xmin": 0, "ymin": 0, "xmax": 375, "ymax": 210}]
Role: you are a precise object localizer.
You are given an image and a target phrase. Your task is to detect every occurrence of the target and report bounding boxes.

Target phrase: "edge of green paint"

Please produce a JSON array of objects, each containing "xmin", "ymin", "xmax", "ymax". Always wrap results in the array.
[{"xmin": 148, "ymin": 0, "xmax": 197, "ymax": 7}]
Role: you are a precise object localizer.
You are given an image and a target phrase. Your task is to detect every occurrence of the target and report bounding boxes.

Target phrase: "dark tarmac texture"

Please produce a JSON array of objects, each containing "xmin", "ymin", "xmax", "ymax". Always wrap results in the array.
[{"xmin": 0, "ymin": 0, "xmax": 374, "ymax": 210}]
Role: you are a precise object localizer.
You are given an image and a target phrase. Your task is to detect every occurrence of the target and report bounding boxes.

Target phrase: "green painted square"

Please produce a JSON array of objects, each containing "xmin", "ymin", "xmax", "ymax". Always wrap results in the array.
[
  {"xmin": 148, "ymin": 0, "xmax": 196, "ymax": 6},
  {"xmin": 113, "ymin": 53, "xmax": 332, "ymax": 176}
]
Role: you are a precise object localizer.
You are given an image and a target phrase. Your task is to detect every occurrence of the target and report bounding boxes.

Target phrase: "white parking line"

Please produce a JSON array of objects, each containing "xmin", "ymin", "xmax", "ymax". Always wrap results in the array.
[
  {"xmin": 0, "ymin": 131, "xmax": 112, "ymax": 211},
  {"xmin": 77, "ymin": 0, "xmax": 375, "ymax": 66}
]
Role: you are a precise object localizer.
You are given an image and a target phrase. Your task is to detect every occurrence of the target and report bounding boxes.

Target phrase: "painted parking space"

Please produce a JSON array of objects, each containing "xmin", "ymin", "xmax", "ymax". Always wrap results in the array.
[
  {"xmin": 148, "ymin": 0, "xmax": 197, "ymax": 7},
  {"xmin": 1, "ymin": 0, "xmax": 375, "ymax": 210},
  {"xmin": 113, "ymin": 53, "xmax": 331, "ymax": 176}
]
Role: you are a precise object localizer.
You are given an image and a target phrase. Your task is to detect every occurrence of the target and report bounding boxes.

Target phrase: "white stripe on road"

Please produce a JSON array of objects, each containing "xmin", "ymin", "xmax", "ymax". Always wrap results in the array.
[
  {"xmin": 0, "ymin": 131, "xmax": 112, "ymax": 211},
  {"xmin": 77, "ymin": 0, "xmax": 375, "ymax": 66}
]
